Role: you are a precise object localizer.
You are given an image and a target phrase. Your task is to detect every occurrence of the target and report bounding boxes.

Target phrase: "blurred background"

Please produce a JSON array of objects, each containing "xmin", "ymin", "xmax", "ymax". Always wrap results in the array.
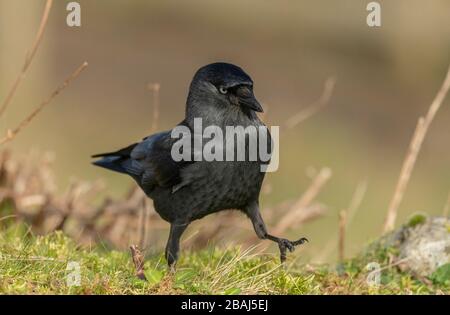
[{"xmin": 0, "ymin": 0, "xmax": 449, "ymax": 263}]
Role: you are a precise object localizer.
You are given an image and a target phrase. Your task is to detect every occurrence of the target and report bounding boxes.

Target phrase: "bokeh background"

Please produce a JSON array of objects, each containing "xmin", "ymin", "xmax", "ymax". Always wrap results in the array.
[{"xmin": 1, "ymin": 0, "xmax": 449, "ymax": 263}]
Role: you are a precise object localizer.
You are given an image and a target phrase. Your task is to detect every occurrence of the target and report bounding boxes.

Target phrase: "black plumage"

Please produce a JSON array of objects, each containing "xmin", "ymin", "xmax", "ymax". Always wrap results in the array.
[{"xmin": 92, "ymin": 63, "xmax": 307, "ymax": 267}]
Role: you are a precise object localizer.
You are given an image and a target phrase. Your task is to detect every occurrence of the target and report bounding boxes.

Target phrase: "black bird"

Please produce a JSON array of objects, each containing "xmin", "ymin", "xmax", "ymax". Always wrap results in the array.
[{"xmin": 92, "ymin": 62, "xmax": 307, "ymax": 267}]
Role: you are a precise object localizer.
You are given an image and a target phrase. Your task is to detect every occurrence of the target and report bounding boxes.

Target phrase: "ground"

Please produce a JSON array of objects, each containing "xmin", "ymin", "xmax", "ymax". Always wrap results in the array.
[{"xmin": 0, "ymin": 222, "xmax": 448, "ymax": 294}]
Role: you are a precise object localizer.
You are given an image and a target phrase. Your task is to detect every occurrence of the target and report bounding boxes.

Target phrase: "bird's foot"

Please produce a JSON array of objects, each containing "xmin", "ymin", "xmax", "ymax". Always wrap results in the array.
[
  {"xmin": 277, "ymin": 237, "xmax": 308, "ymax": 263},
  {"xmin": 169, "ymin": 263, "xmax": 177, "ymax": 274}
]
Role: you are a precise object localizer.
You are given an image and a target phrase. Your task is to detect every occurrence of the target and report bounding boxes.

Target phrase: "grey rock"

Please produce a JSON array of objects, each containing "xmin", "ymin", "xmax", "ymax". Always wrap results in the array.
[{"xmin": 394, "ymin": 216, "xmax": 449, "ymax": 277}]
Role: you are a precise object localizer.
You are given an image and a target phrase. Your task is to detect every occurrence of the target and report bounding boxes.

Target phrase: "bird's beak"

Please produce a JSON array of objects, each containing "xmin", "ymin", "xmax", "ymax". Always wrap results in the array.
[
  {"xmin": 241, "ymin": 96, "xmax": 264, "ymax": 113},
  {"xmin": 236, "ymin": 85, "xmax": 264, "ymax": 113}
]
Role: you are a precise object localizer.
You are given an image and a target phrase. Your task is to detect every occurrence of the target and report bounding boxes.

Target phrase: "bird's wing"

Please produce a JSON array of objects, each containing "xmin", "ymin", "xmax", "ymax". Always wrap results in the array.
[
  {"xmin": 92, "ymin": 128, "xmax": 195, "ymax": 192},
  {"xmin": 130, "ymin": 131, "xmax": 188, "ymax": 189}
]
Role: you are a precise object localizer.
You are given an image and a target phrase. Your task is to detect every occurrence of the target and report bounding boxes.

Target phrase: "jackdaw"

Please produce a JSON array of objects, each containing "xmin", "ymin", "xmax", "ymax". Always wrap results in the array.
[{"xmin": 92, "ymin": 62, "xmax": 307, "ymax": 267}]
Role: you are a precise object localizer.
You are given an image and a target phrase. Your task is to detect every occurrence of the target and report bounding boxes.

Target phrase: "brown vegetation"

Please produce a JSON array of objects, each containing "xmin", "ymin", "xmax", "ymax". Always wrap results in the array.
[{"xmin": 0, "ymin": 150, "xmax": 327, "ymax": 252}]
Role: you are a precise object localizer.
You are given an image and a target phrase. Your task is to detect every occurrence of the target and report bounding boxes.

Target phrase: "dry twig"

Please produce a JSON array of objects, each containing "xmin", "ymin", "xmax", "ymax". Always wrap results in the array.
[
  {"xmin": 0, "ymin": 0, "xmax": 53, "ymax": 118},
  {"xmin": 346, "ymin": 180, "xmax": 368, "ymax": 226},
  {"xmin": 383, "ymin": 65, "xmax": 450, "ymax": 233},
  {"xmin": 138, "ymin": 198, "xmax": 152, "ymax": 249},
  {"xmin": 0, "ymin": 62, "xmax": 88, "ymax": 145},
  {"xmin": 315, "ymin": 180, "xmax": 367, "ymax": 263},
  {"xmin": 130, "ymin": 245, "xmax": 147, "ymax": 281},
  {"xmin": 285, "ymin": 77, "xmax": 336, "ymax": 129},
  {"xmin": 443, "ymin": 191, "xmax": 450, "ymax": 218},
  {"xmin": 338, "ymin": 210, "xmax": 347, "ymax": 262},
  {"xmin": 147, "ymin": 83, "xmax": 160, "ymax": 133},
  {"xmin": 273, "ymin": 167, "xmax": 331, "ymax": 235}
]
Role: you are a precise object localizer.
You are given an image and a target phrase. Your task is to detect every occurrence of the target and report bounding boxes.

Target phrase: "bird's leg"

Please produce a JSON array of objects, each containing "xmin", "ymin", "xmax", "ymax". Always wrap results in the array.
[
  {"xmin": 165, "ymin": 223, "xmax": 188, "ymax": 271},
  {"xmin": 246, "ymin": 203, "xmax": 308, "ymax": 263}
]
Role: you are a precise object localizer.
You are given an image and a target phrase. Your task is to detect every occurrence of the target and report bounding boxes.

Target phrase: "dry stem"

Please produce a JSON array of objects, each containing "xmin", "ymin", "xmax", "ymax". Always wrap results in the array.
[
  {"xmin": 0, "ymin": 0, "xmax": 53, "ymax": 118},
  {"xmin": 147, "ymin": 83, "xmax": 160, "ymax": 133},
  {"xmin": 346, "ymin": 180, "xmax": 368, "ymax": 226},
  {"xmin": 443, "ymin": 191, "xmax": 450, "ymax": 218},
  {"xmin": 273, "ymin": 167, "xmax": 331, "ymax": 235},
  {"xmin": 338, "ymin": 209, "xmax": 347, "ymax": 262},
  {"xmin": 0, "ymin": 62, "xmax": 88, "ymax": 145},
  {"xmin": 285, "ymin": 76, "xmax": 336, "ymax": 129},
  {"xmin": 130, "ymin": 245, "xmax": 147, "ymax": 281},
  {"xmin": 138, "ymin": 198, "xmax": 151, "ymax": 249},
  {"xmin": 383, "ymin": 65, "xmax": 450, "ymax": 233},
  {"xmin": 315, "ymin": 180, "xmax": 367, "ymax": 263}
]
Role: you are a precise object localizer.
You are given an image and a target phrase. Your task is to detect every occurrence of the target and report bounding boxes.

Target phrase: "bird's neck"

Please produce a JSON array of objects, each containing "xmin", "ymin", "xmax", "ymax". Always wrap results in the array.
[{"xmin": 185, "ymin": 104, "xmax": 260, "ymax": 129}]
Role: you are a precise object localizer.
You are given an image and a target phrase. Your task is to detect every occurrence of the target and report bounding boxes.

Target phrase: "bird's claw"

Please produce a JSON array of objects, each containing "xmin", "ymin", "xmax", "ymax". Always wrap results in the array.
[
  {"xmin": 292, "ymin": 237, "xmax": 308, "ymax": 246},
  {"xmin": 277, "ymin": 237, "xmax": 308, "ymax": 263}
]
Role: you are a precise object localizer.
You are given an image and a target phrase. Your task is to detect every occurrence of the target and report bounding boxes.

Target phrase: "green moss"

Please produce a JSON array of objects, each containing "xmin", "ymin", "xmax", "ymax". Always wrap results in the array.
[
  {"xmin": 406, "ymin": 213, "xmax": 428, "ymax": 228},
  {"xmin": 430, "ymin": 263, "xmax": 450, "ymax": 287}
]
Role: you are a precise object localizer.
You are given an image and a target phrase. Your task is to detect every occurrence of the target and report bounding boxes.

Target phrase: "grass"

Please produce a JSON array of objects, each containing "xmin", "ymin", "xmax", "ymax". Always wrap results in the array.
[{"xmin": 0, "ymin": 221, "xmax": 447, "ymax": 295}]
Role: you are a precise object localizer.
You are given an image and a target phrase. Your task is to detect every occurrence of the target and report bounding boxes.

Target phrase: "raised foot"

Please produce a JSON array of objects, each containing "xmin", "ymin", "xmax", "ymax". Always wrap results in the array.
[{"xmin": 278, "ymin": 237, "xmax": 308, "ymax": 263}]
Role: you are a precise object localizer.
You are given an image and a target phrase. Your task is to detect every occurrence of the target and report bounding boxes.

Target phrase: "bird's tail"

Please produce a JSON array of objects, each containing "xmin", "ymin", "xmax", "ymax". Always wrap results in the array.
[{"xmin": 91, "ymin": 143, "xmax": 138, "ymax": 175}]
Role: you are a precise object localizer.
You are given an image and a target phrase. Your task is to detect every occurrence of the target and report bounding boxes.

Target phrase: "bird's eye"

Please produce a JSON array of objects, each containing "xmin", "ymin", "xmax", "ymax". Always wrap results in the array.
[{"xmin": 219, "ymin": 86, "xmax": 228, "ymax": 94}]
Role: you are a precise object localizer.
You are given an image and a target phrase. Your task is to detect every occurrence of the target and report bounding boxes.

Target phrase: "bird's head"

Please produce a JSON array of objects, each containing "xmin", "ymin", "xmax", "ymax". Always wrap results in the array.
[{"xmin": 186, "ymin": 63, "xmax": 263, "ymax": 121}]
